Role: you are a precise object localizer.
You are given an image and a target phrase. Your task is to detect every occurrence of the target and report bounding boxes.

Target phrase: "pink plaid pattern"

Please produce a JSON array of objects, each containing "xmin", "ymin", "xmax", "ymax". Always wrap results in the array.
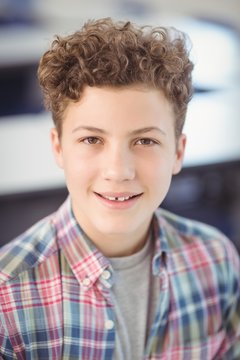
[{"xmin": 0, "ymin": 197, "xmax": 240, "ymax": 359}]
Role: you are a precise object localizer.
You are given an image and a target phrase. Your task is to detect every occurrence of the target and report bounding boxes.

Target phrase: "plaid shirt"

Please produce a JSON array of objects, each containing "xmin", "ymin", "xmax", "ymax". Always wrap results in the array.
[{"xmin": 0, "ymin": 197, "xmax": 240, "ymax": 359}]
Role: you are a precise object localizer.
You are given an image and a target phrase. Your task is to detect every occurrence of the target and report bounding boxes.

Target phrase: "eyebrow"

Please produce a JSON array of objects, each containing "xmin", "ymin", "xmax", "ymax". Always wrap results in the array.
[
  {"xmin": 72, "ymin": 125, "xmax": 166, "ymax": 136},
  {"xmin": 131, "ymin": 126, "xmax": 166, "ymax": 136}
]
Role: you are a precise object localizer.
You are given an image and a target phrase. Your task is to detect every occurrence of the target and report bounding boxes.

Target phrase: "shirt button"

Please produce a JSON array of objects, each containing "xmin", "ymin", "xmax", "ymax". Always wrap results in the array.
[
  {"xmin": 82, "ymin": 277, "xmax": 91, "ymax": 287},
  {"xmin": 105, "ymin": 319, "xmax": 114, "ymax": 330},
  {"xmin": 101, "ymin": 270, "xmax": 111, "ymax": 280}
]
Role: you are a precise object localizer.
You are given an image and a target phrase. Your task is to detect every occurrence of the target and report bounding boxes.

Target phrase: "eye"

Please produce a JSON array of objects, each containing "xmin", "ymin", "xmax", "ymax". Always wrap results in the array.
[
  {"xmin": 135, "ymin": 138, "xmax": 158, "ymax": 146},
  {"xmin": 82, "ymin": 137, "xmax": 102, "ymax": 145}
]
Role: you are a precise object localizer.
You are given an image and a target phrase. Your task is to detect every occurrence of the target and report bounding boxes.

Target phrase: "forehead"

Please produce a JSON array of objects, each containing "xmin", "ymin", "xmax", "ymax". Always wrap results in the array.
[{"xmin": 63, "ymin": 85, "xmax": 174, "ymax": 127}]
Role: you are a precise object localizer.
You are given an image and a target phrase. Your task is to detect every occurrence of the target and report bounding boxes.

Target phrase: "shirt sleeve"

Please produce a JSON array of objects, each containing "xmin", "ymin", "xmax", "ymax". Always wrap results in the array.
[
  {"xmin": 221, "ymin": 239, "xmax": 240, "ymax": 359},
  {"xmin": 0, "ymin": 314, "xmax": 15, "ymax": 359}
]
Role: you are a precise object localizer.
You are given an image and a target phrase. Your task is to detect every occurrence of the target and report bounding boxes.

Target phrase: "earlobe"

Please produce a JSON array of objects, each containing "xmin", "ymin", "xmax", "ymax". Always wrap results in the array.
[
  {"xmin": 172, "ymin": 134, "xmax": 186, "ymax": 175},
  {"xmin": 50, "ymin": 128, "xmax": 64, "ymax": 168}
]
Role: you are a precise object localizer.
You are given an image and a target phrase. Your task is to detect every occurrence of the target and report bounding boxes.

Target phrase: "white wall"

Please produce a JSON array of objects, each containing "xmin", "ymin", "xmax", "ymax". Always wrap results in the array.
[{"xmin": 34, "ymin": 0, "xmax": 240, "ymax": 30}]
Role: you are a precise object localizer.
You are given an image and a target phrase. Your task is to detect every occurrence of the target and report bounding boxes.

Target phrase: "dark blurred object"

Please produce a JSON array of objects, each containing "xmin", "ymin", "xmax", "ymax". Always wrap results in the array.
[
  {"xmin": 0, "ymin": 64, "xmax": 44, "ymax": 116},
  {"xmin": 163, "ymin": 161, "xmax": 240, "ymax": 254},
  {"xmin": 0, "ymin": 187, "xmax": 68, "ymax": 245},
  {"xmin": 0, "ymin": 0, "xmax": 36, "ymax": 26},
  {"xmin": 0, "ymin": 0, "xmax": 44, "ymax": 116},
  {"xmin": 0, "ymin": 161, "xmax": 239, "ymax": 254}
]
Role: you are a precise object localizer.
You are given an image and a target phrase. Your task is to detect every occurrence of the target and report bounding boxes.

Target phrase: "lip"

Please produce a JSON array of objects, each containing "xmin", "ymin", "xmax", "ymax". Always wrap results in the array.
[
  {"xmin": 94, "ymin": 191, "xmax": 143, "ymax": 210},
  {"xmin": 97, "ymin": 192, "xmax": 141, "ymax": 198}
]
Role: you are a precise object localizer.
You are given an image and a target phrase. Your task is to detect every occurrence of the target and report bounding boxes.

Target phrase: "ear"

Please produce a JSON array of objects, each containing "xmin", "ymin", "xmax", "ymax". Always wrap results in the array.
[
  {"xmin": 172, "ymin": 134, "xmax": 186, "ymax": 175},
  {"xmin": 50, "ymin": 128, "xmax": 64, "ymax": 169}
]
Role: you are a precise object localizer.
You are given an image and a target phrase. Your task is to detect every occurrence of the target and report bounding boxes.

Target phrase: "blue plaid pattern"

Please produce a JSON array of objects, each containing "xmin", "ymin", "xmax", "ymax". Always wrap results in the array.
[{"xmin": 0, "ymin": 197, "xmax": 240, "ymax": 359}]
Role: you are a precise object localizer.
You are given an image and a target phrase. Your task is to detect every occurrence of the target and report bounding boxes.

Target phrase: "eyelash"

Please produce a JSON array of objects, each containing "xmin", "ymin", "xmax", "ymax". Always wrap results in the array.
[
  {"xmin": 135, "ymin": 138, "xmax": 158, "ymax": 146},
  {"xmin": 82, "ymin": 137, "xmax": 102, "ymax": 145},
  {"xmin": 79, "ymin": 137, "xmax": 159, "ymax": 146}
]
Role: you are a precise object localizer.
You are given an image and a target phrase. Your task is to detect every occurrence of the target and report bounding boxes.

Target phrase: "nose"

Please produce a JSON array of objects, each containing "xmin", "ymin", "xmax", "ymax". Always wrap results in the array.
[{"xmin": 101, "ymin": 145, "xmax": 135, "ymax": 182}]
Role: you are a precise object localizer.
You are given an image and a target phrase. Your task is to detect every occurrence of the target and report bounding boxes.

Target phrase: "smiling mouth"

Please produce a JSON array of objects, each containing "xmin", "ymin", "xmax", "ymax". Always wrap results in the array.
[{"xmin": 95, "ymin": 193, "xmax": 142, "ymax": 202}]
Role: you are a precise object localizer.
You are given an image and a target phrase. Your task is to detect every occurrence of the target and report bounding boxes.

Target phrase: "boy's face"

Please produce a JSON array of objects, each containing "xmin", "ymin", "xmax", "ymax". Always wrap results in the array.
[{"xmin": 51, "ymin": 86, "xmax": 185, "ymax": 250}]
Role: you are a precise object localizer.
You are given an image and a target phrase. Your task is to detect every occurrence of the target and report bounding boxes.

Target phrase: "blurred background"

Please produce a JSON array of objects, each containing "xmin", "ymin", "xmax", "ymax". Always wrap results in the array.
[{"xmin": 0, "ymin": 0, "xmax": 240, "ymax": 251}]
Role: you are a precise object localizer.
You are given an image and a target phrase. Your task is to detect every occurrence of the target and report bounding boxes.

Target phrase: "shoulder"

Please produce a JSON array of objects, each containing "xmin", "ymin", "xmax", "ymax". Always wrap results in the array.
[
  {"xmin": 156, "ymin": 207, "xmax": 231, "ymax": 245},
  {"xmin": 155, "ymin": 208, "xmax": 240, "ymax": 311},
  {"xmin": 0, "ymin": 214, "xmax": 58, "ymax": 285},
  {"xmin": 155, "ymin": 207, "xmax": 240, "ymax": 271}
]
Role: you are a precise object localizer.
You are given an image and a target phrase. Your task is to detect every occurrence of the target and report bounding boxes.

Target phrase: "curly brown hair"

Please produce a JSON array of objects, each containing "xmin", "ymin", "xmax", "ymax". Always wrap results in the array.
[{"xmin": 38, "ymin": 17, "xmax": 194, "ymax": 138}]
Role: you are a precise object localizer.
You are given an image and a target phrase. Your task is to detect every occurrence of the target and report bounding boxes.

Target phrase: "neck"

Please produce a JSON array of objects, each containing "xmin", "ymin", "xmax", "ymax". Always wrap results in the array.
[
  {"xmin": 74, "ymin": 214, "xmax": 152, "ymax": 258},
  {"xmin": 71, "ymin": 200, "xmax": 153, "ymax": 257},
  {"xmin": 94, "ymin": 229, "xmax": 151, "ymax": 258}
]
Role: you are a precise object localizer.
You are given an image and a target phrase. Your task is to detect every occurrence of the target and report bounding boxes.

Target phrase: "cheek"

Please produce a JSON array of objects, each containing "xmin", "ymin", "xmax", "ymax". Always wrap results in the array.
[
  {"xmin": 61, "ymin": 150, "xmax": 96, "ymax": 187},
  {"xmin": 139, "ymin": 153, "xmax": 174, "ymax": 177},
  {"xmin": 142, "ymin": 158, "xmax": 174, "ymax": 192}
]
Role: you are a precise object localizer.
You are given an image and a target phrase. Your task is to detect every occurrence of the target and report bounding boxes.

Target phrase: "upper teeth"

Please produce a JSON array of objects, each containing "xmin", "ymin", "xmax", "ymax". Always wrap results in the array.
[{"xmin": 104, "ymin": 196, "xmax": 131, "ymax": 201}]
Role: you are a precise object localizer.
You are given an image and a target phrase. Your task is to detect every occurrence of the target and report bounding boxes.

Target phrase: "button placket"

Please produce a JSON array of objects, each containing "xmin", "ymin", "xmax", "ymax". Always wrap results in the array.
[
  {"xmin": 99, "ymin": 267, "xmax": 114, "ymax": 290},
  {"xmin": 82, "ymin": 276, "xmax": 91, "ymax": 288},
  {"xmin": 104, "ymin": 319, "xmax": 115, "ymax": 330},
  {"xmin": 101, "ymin": 269, "xmax": 111, "ymax": 280}
]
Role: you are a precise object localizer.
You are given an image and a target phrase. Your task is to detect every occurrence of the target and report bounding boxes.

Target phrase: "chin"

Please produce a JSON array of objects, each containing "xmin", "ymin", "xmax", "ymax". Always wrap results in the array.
[{"xmin": 95, "ymin": 219, "xmax": 142, "ymax": 237}]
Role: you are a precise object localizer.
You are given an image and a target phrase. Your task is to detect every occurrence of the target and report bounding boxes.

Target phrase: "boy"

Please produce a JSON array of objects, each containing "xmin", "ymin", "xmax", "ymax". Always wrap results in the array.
[{"xmin": 0, "ymin": 18, "xmax": 239, "ymax": 359}]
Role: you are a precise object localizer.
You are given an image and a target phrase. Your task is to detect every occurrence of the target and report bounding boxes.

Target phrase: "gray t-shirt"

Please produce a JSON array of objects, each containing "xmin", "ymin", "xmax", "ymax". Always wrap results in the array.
[{"xmin": 109, "ymin": 236, "xmax": 155, "ymax": 360}]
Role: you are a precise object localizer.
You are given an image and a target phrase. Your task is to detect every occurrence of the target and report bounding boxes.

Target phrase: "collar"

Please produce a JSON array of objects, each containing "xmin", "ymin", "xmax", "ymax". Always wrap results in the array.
[
  {"xmin": 151, "ymin": 210, "xmax": 169, "ymax": 276},
  {"xmin": 53, "ymin": 197, "xmax": 111, "ymax": 290},
  {"xmin": 53, "ymin": 197, "xmax": 168, "ymax": 288}
]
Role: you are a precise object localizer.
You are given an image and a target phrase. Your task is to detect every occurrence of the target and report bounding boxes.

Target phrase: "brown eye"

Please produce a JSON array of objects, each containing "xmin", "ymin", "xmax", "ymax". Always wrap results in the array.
[
  {"xmin": 136, "ymin": 138, "xmax": 156, "ymax": 146},
  {"xmin": 83, "ymin": 137, "xmax": 101, "ymax": 145}
]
